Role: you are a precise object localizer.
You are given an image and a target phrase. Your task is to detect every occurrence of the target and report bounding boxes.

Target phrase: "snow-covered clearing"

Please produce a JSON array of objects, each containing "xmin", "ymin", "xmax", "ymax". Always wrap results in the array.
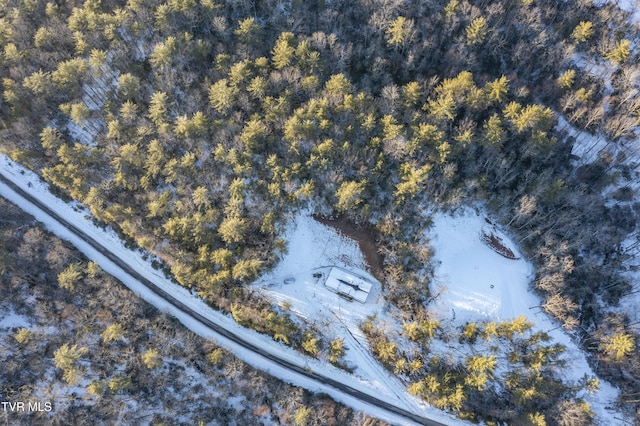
[
  {"xmin": 428, "ymin": 211, "xmax": 532, "ymax": 322},
  {"xmin": 0, "ymin": 154, "xmax": 460, "ymax": 426},
  {"xmin": 253, "ymin": 213, "xmax": 381, "ymax": 331},
  {"xmin": 252, "ymin": 214, "xmax": 420, "ymax": 413},
  {"xmin": 428, "ymin": 207, "xmax": 622, "ymax": 425}
]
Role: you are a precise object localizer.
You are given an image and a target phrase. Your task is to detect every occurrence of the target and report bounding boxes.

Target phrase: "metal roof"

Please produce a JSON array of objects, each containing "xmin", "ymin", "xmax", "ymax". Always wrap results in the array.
[{"xmin": 323, "ymin": 266, "xmax": 373, "ymax": 303}]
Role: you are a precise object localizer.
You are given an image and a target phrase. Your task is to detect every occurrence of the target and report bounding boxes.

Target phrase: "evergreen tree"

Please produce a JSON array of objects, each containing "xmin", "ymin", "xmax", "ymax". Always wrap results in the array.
[
  {"xmin": 218, "ymin": 216, "xmax": 247, "ymax": 245},
  {"xmin": 147, "ymin": 91, "xmax": 169, "ymax": 125},
  {"xmin": 386, "ymin": 16, "xmax": 414, "ymax": 48},
  {"xmin": 54, "ymin": 343, "xmax": 88, "ymax": 370},
  {"xmin": 376, "ymin": 339, "xmax": 397, "ymax": 363},
  {"xmin": 328, "ymin": 338, "xmax": 345, "ymax": 364},
  {"xmin": 600, "ymin": 333, "xmax": 635, "ymax": 361},
  {"xmin": 466, "ymin": 17, "xmax": 488, "ymax": 45},
  {"xmin": 604, "ymin": 39, "xmax": 631, "ymax": 65},
  {"xmin": 101, "ymin": 323, "xmax": 125, "ymax": 342},
  {"xmin": 118, "ymin": 73, "xmax": 141, "ymax": 100},
  {"xmin": 231, "ymin": 259, "xmax": 262, "ymax": 281},
  {"xmin": 334, "ymin": 180, "xmax": 365, "ymax": 213},
  {"xmin": 571, "ymin": 21, "xmax": 593, "ymax": 44},
  {"xmin": 395, "ymin": 163, "xmax": 432, "ymax": 201},
  {"xmin": 293, "ymin": 406, "xmax": 313, "ymax": 426},
  {"xmin": 235, "ymin": 17, "xmax": 261, "ymax": 45},
  {"xmin": 208, "ymin": 79, "xmax": 237, "ymax": 114},
  {"xmin": 58, "ymin": 262, "xmax": 85, "ymax": 291},
  {"xmin": 271, "ymin": 32, "xmax": 296, "ymax": 69},
  {"xmin": 40, "ymin": 127, "xmax": 64, "ymax": 150},
  {"xmin": 22, "ymin": 70, "xmax": 53, "ymax": 96},
  {"xmin": 207, "ymin": 348, "xmax": 225, "ymax": 366},
  {"xmin": 51, "ymin": 58, "xmax": 89, "ymax": 93},
  {"xmin": 108, "ymin": 375, "xmax": 134, "ymax": 393},
  {"xmin": 120, "ymin": 100, "xmax": 139, "ymax": 122},
  {"xmin": 324, "ymin": 73, "xmax": 353, "ymax": 96},
  {"xmin": 150, "ymin": 36, "xmax": 177, "ymax": 68},
  {"xmin": 427, "ymin": 94, "xmax": 456, "ymax": 122},
  {"xmin": 14, "ymin": 328, "xmax": 34, "ymax": 346},
  {"xmin": 557, "ymin": 69, "xmax": 576, "ymax": 90},
  {"xmin": 141, "ymin": 348, "xmax": 162, "ymax": 369},
  {"xmin": 484, "ymin": 75, "xmax": 509, "ymax": 103},
  {"xmin": 301, "ymin": 332, "xmax": 319, "ymax": 357}
]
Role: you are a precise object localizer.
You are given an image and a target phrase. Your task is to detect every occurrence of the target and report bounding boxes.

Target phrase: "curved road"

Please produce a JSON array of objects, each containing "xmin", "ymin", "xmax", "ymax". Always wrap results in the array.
[{"xmin": 0, "ymin": 169, "xmax": 449, "ymax": 426}]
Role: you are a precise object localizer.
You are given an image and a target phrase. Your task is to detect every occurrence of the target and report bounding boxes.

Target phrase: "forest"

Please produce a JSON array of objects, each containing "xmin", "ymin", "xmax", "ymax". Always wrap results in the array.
[{"xmin": 0, "ymin": 0, "xmax": 639, "ymax": 424}]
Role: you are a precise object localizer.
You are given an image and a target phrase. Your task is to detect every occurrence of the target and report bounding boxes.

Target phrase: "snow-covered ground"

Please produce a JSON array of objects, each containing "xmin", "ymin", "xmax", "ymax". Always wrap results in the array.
[
  {"xmin": 428, "ymin": 207, "xmax": 623, "ymax": 425},
  {"xmin": 428, "ymin": 210, "xmax": 533, "ymax": 322},
  {"xmin": 66, "ymin": 119, "xmax": 101, "ymax": 147},
  {"xmin": 253, "ymin": 214, "xmax": 382, "ymax": 334},
  {"xmin": 252, "ymin": 215, "xmax": 422, "ymax": 412},
  {"xmin": 0, "ymin": 153, "xmax": 461, "ymax": 426},
  {"xmin": 556, "ymin": 115, "xmax": 612, "ymax": 165},
  {"xmin": 619, "ymin": 234, "xmax": 640, "ymax": 325},
  {"xmin": 556, "ymin": 115, "xmax": 640, "ymax": 201},
  {"xmin": 0, "ymin": 307, "xmax": 31, "ymax": 330},
  {"xmin": 618, "ymin": 0, "xmax": 640, "ymax": 23}
]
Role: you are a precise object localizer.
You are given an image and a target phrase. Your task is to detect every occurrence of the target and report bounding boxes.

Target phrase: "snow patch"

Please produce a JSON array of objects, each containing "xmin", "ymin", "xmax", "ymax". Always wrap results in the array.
[
  {"xmin": 66, "ymin": 120, "xmax": 100, "ymax": 147},
  {"xmin": 594, "ymin": 0, "xmax": 640, "ymax": 25},
  {"xmin": 618, "ymin": 234, "xmax": 640, "ymax": 324},
  {"xmin": 428, "ymin": 208, "xmax": 623, "ymax": 425},
  {"xmin": 556, "ymin": 115, "xmax": 611, "ymax": 164},
  {"xmin": 0, "ymin": 308, "xmax": 31, "ymax": 329}
]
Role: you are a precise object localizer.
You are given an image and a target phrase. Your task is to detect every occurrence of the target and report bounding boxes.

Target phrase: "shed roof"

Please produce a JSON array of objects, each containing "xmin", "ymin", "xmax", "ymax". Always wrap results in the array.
[{"xmin": 323, "ymin": 266, "xmax": 373, "ymax": 303}]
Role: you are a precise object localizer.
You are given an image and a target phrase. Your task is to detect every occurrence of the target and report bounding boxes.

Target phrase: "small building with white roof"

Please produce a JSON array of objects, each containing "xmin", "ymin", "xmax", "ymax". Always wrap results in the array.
[{"xmin": 323, "ymin": 266, "xmax": 373, "ymax": 304}]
